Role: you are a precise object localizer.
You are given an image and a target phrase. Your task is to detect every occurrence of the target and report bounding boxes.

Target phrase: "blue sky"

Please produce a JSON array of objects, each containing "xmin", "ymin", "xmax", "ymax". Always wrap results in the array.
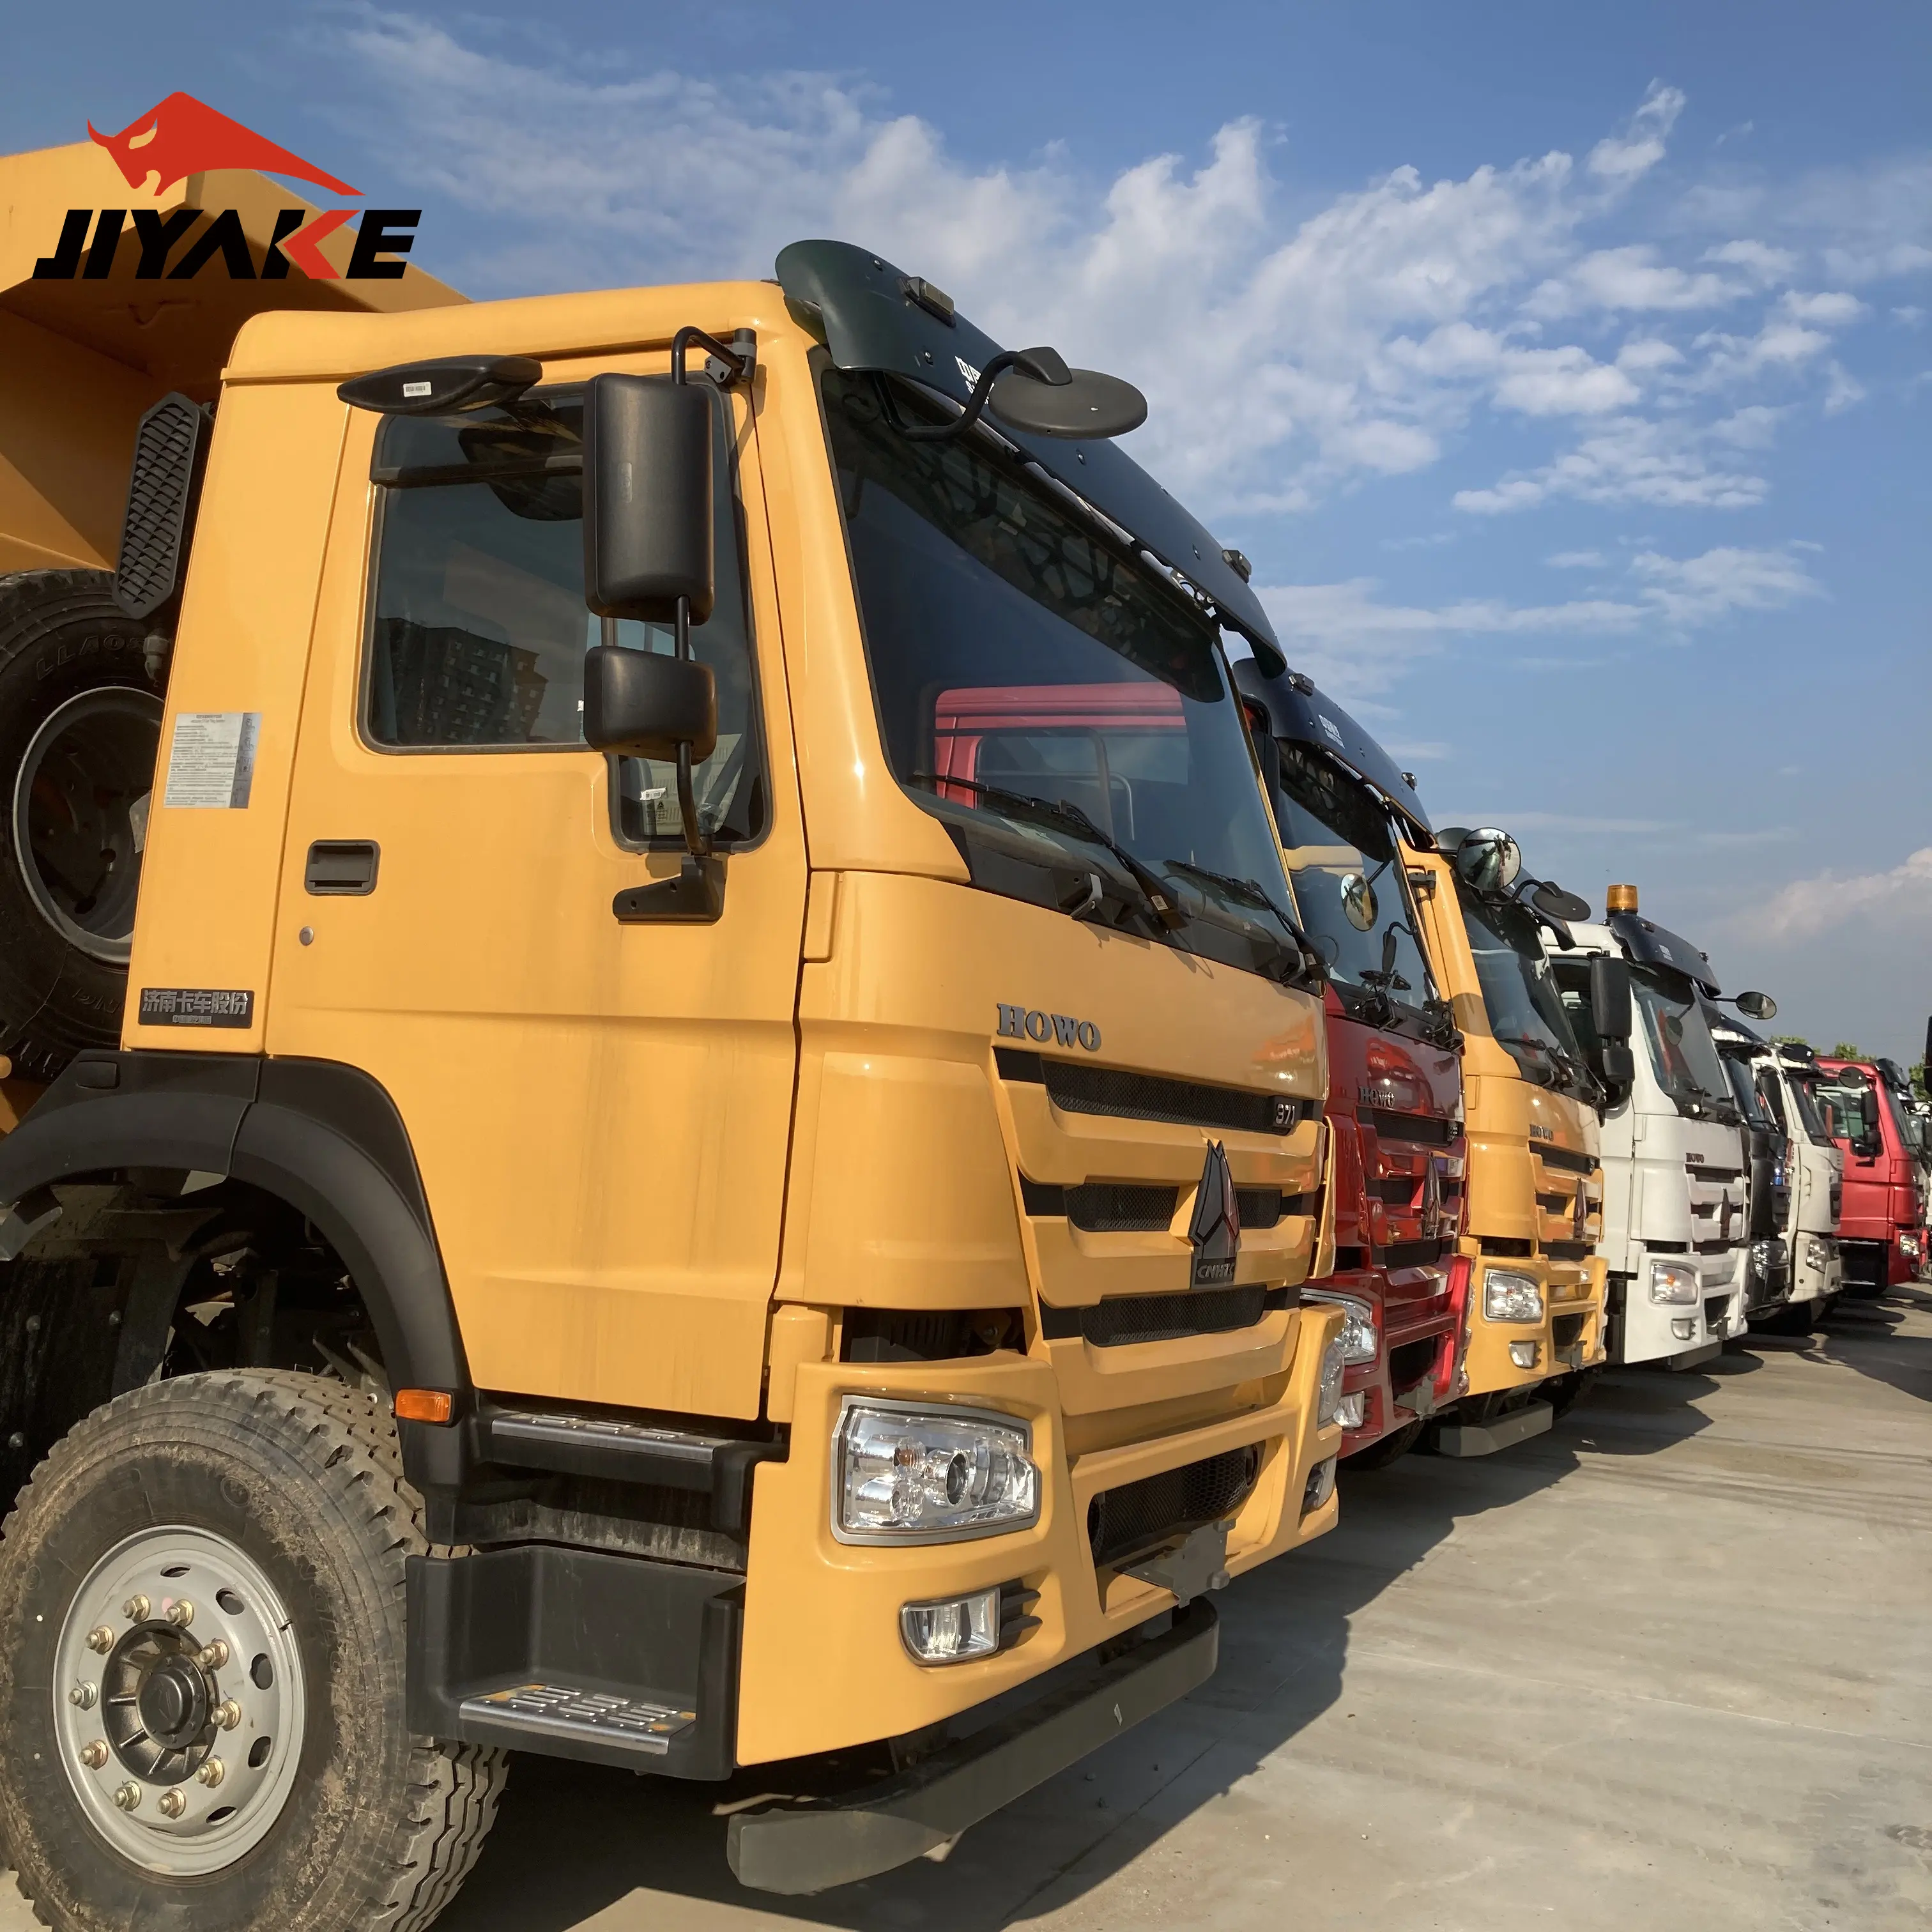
[{"xmin": 6, "ymin": 2, "xmax": 1929, "ymax": 1057}]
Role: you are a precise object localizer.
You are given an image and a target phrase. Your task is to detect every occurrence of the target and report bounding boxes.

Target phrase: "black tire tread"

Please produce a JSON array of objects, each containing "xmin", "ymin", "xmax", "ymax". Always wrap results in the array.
[{"xmin": 0, "ymin": 1368, "xmax": 506, "ymax": 1932}]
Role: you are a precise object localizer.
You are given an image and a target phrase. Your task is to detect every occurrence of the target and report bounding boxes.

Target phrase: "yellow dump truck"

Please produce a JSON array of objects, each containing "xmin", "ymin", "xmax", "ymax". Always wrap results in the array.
[
  {"xmin": 0, "ymin": 139, "xmax": 1344, "ymax": 1930},
  {"xmin": 1407, "ymin": 830, "xmax": 1614, "ymax": 1452}
]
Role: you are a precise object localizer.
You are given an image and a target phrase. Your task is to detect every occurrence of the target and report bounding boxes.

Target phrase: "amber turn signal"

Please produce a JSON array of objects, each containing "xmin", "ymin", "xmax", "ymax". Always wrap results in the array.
[{"xmin": 394, "ymin": 1388, "xmax": 454, "ymax": 1425}]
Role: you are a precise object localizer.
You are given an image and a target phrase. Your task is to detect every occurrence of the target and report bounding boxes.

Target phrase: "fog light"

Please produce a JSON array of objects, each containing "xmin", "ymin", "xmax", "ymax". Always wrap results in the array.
[
  {"xmin": 900, "ymin": 1586, "xmax": 1001, "ymax": 1664},
  {"xmin": 1508, "ymin": 1340, "xmax": 1539, "ymax": 1370},
  {"xmin": 1804, "ymin": 1235, "xmax": 1830, "ymax": 1273},
  {"xmin": 1670, "ymin": 1317, "xmax": 1696, "ymax": 1340},
  {"xmin": 1335, "ymin": 1392, "xmax": 1367, "ymax": 1430},
  {"xmin": 1303, "ymin": 1457, "xmax": 1337, "ymax": 1514}
]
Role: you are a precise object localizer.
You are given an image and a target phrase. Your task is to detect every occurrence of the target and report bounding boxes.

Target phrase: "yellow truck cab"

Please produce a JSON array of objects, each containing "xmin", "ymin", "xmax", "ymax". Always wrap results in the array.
[
  {"xmin": 0, "ymin": 209, "xmax": 1344, "ymax": 1931},
  {"xmin": 1406, "ymin": 829, "xmax": 1615, "ymax": 1453}
]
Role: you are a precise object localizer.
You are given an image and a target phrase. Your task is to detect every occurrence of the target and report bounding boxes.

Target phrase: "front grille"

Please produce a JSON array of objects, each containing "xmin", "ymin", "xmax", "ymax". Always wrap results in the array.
[
  {"xmin": 1236, "ymin": 1186, "xmax": 1284, "ymax": 1228},
  {"xmin": 1364, "ymin": 1109, "xmax": 1456, "ymax": 1146},
  {"xmin": 997, "ymin": 1048, "xmax": 1304, "ymax": 1136},
  {"xmin": 1480, "ymin": 1236, "xmax": 1533, "ymax": 1258},
  {"xmin": 1552, "ymin": 1313, "xmax": 1586, "ymax": 1347},
  {"xmin": 1384, "ymin": 1238, "xmax": 1449, "ymax": 1269},
  {"xmin": 1545, "ymin": 1240, "xmax": 1593, "ymax": 1262},
  {"xmin": 1537, "ymin": 1144, "xmax": 1597, "ymax": 1176},
  {"xmin": 1088, "ymin": 1445, "xmax": 1261, "ymax": 1570},
  {"xmin": 1687, "ymin": 1162, "xmax": 1743, "ymax": 1183},
  {"xmin": 1040, "ymin": 1284, "xmax": 1293, "ymax": 1346},
  {"xmin": 1387, "ymin": 1336, "xmax": 1438, "ymax": 1390},
  {"xmin": 1022, "ymin": 1179, "xmax": 1300, "ymax": 1232}
]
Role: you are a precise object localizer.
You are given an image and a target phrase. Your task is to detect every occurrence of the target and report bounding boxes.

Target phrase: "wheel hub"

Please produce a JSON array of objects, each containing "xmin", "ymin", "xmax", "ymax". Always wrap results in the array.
[{"xmin": 54, "ymin": 1527, "xmax": 305, "ymax": 1876}]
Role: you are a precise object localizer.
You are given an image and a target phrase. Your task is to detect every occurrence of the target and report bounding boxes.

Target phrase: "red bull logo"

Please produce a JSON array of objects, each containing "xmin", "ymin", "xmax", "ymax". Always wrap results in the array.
[{"xmin": 33, "ymin": 92, "xmax": 418, "ymax": 282}]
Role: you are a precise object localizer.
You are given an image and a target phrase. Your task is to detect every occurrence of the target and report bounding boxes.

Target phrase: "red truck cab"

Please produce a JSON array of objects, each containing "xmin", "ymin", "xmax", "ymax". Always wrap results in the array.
[
  {"xmin": 1815, "ymin": 1059, "xmax": 1928, "ymax": 1292},
  {"xmin": 1236, "ymin": 663, "xmax": 1465, "ymax": 1466}
]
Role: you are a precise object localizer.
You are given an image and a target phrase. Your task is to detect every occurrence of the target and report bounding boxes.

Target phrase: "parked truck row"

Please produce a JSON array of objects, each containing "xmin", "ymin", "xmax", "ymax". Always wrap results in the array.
[{"xmin": 0, "ymin": 138, "xmax": 1919, "ymax": 1931}]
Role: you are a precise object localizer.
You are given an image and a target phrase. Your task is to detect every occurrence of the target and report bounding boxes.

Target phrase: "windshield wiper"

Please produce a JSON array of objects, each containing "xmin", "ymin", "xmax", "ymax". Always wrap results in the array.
[
  {"xmin": 1499, "ymin": 1034, "xmax": 1561, "ymax": 1087},
  {"xmin": 914, "ymin": 775, "xmax": 1185, "ymax": 933},
  {"xmin": 1160, "ymin": 859, "xmax": 1324, "ymax": 979}
]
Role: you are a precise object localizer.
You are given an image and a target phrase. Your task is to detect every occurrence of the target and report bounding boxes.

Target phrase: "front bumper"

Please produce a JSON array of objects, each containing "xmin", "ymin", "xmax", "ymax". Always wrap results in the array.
[
  {"xmin": 1784, "ymin": 1231, "xmax": 1842, "ymax": 1307},
  {"xmin": 735, "ymin": 1307, "xmax": 1343, "ymax": 1765},
  {"xmin": 1610, "ymin": 1245, "xmax": 1747, "ymax": 1365},
  {"xmin": 1319, "ymin": 1266, "xmax": 1459, "ymax": 1455},
  {"xmin": 1459, "ymin": 1253, "xmax": 1605, "ymax": 1400},
  {"xmin": 726, "ymin": 1598, "xmax": 1217, "ymax": 1893}
]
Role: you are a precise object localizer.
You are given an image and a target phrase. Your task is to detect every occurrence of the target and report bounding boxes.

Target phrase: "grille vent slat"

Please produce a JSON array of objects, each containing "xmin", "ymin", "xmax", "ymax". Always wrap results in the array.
[
  {"xmin": 1039, "ymin": 1284, "xmax": 1292, "ymax": 1347},
  {"xmin": 997, "ymin": 1048, "xmax": 1305, "ymax": 1136},
  {"xmin": 1363, "ymin": 1108, "xmax": 1457, "ymax": 1146},
  {"xmin": 114, "ymin": 392, "xmax": 211, "ymax": 623},
  {"xmin": 1088, "ymin": 1445, "xmax": 1262, "ymax": 1570}
]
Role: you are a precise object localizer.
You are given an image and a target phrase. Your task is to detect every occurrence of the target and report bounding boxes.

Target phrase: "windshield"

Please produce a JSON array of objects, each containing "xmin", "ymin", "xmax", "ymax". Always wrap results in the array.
[
  {"xmin": 822, "ymin": 367, "xmax": 1296, "ymax": 981},
  {"xmin": 1459, "ymin": 890, "xmax": 1587, "ymax": 1085},
  {"xmin": 1722, "ymin": 1054, "xmax": 1774, "ymax": 1131},
  {"xmin": 1269, "ymin": 740, "xmax": 1433, "ymax": 1013},
  {"xmin": 1632, "ymin": 966, "xmax": 1734, "ymax": 1115},
  {"xmin": 1784, "ymin": 1068, "xmax": 1835, "ymax": 1145},
  {"xmin": 1815, "ymin": 1066, "xmax": 1879, "ymax": 1145}
]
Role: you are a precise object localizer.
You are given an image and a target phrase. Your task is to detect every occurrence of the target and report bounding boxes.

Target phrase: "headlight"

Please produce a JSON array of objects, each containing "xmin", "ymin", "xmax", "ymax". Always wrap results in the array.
[
  {"xmin": 1317, "ymin": 1334, "xmax": 1347, "ymax": 1427},
  {"xmin": 1804, "ymin": 1235, "xmax": 1831, "ymax": 1271},
  {"xmin": 1483, "ymin": 1268, "xmax": 1544, "ymax": 1322},
  {"xmin": 1648, "ymin": 1260, "xmax": 1699, "ymax": 1305},
  {"xmin": 1305, "ymin": 1292, "xmax": 1377, "ymax": 1365},
  {"xmin": 834, "ymin": 1400, "xmax": 1039, "ymax": 1543}
]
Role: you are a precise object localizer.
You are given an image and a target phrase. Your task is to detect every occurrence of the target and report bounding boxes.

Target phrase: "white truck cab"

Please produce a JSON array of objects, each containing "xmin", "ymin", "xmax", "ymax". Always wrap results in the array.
[
  {"xmin": 1749, "ymin": 1042, "xmax": 1845, "ymax": 1328},
  {"xmin": 1542, "ymin": 887, "xmax": 1770, "ymax": 1370}
]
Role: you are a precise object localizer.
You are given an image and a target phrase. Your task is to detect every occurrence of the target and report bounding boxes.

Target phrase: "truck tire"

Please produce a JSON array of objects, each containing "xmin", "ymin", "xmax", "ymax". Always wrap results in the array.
[
  {"xmin": 0, "ymin": 1370, "xmax": 507, "ymax": 1932},
  {"xmin": 0, "ymin": 569, "xmax": 162, "ymax": 1082}
]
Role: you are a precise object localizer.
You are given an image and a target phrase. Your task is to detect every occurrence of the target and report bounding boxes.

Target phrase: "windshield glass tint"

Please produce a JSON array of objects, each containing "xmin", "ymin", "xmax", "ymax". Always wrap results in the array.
[
  {"xmin": 1271, "ymin": 742, "xmax": 1431, "ymax": 1004},
  {"xmin": 1724, "ymin": 1055, "xmax": 1773, "ymax": 1128},
  {"xmin": 1786, "ymin": 1070, "xmax": 1834, "ymax": 1144},
  {"xmin": 1459, "ymin": 891, "xmax": 1581, "ymax": 1075},
  {"xmin": 1755, "ymin": 1065, "xmax": 1788, "ymax": 1133},
  {"xmin": 1632, "ymin": 967, "xmax": 1730, "ymax": 1108},
  {"xmin": 822, "ymin": 368, "xmax": 1292, "ymax": 972}
]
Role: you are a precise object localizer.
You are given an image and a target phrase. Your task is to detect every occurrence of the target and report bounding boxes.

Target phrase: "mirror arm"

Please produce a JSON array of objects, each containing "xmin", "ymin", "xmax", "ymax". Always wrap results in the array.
[
  {"xmin": 894, "ymin": 348, "xmax": 1062, "ymax": 444},
  {"xmin": 670, "ymin": 325, "xmax": 755, "ymax": 390}
]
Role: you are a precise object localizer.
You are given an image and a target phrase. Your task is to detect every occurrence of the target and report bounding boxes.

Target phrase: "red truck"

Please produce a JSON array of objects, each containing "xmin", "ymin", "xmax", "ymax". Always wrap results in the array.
[
  {"xmin": 1814, "ymin": 1057, "xmax": 1929, "ymax": 1294},
  {"xmin": 1235, "ymin": 664, "xmax": 1465, "ymax": 1467}
]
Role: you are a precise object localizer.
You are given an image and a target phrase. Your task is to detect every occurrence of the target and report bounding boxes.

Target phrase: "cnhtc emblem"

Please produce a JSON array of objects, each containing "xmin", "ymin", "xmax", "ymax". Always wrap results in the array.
[{"xmin": 1188, "ymin": 1142, "xmax": 1241, "ymax": 1288}]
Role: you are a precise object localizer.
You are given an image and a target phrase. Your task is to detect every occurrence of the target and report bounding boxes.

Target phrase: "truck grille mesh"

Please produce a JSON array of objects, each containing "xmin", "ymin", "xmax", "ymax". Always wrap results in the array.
[
  {"xmin": 997, "ymin": 1048, "xmax": 1303, "ymax": 1135},
  {"xmin": 1088, "ymin": 1445, "xmax": 1262, "ymax": 1570},
  {"xmin": 1551, "ymin": 1314, "xmax": 1587, "ymax": 1347},
  {"xmin": 1040, "ymin": 1284, "xmax": 1291, "ymax": 1347},
  {"xmin": 115, "ymin": 393, "xmax": 208, "ymax": 622},
  {"xmin": 1022, "ymin": 1180, "xmax": 1298, "ymax": 1232}
]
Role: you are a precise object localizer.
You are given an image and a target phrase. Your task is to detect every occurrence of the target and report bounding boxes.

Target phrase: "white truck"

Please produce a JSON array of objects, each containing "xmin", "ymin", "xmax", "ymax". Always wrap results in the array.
[
  {"xmin": 1747, "ymin": 1041, "xmax": 1845, "ymax": 1330},
  {"xmin": 1542, "ymin": 886, "xmax": 1775, "ymax": 1370}
]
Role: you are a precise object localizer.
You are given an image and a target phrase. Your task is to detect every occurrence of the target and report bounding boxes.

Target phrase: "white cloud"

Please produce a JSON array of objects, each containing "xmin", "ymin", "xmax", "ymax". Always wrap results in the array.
[
  {"xmin": 1704, "ymin": 239, "xmax": 1797, "ymax": 280},
  {"xmin": 1586, "ymin": 82, "xmax": 1686, "ymax": 182},
  {"xmin": 1739, "ymin": 848, "xmax": 1932, "ymax": 941},
  {"xmin": 1780, "ymin": 289, "xmax": 1867, "ymax": 326},
  {"xmin": 1257, "ymin": 544, "xmax": 1821, "ymax": 702},
  {"xmin": 1823, "ymin": 361, "xmax": 1866, "ymax": 413},
  {"xmin": 1455, "ymin": 414, "xmax": 1770, "ymax": 512},
  {"xmin": 1527, "ymin": 244, "xmax": 1743, "ymax": 318}
]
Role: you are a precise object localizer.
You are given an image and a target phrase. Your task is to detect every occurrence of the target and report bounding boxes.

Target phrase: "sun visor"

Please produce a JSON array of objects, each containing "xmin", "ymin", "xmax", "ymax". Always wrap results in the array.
[
  {"xmin": 1230, "ymin": 659, "xmax": 1431, "ymax": 842},
  {"xmin": 1607, "ymin": 910, "xmax": 1721, "ymax": 995},
  {"xmin": 776, "ymin": 239, "xmax": 1283, "ymax": 671}
]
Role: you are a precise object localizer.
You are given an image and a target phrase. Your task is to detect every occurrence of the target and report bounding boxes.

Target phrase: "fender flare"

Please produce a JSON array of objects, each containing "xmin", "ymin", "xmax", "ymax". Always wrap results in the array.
[{"xmin": 0, "ymin": 1050, "xmax": 469, "ymax": 1398}]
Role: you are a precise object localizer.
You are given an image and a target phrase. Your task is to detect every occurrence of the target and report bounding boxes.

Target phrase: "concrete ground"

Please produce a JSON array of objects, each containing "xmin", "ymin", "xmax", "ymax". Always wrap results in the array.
[{"xmin": 6, "ymin": 1289, "xmax": 1929, "ymax": 1929}]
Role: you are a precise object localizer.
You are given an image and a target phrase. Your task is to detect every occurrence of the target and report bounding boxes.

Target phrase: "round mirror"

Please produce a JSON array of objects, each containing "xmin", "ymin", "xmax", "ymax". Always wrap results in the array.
[
  {"xmin": 990, "ymin": 367, "xmax": 1148, "ymax": 440},
  {"xmin": 1531, "ymin": 881, "xmax": 1591, "ymax": 923},
  {"xmin": 1339, "ymin": 873, "xmax": 1378, "ymax": 931},
  {"xmin": 1736, "ymin": 990, "xmax": 1778, "ymax": 1021},
  {"xmin": 1453, "ymin": 828, "xmax": 1521, "ymax": 894}
]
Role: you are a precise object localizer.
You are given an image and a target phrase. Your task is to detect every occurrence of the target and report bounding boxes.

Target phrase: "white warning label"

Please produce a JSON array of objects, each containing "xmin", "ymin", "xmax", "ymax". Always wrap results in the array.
[{"xmin": 163, "ymin": 712, "xmax": 261, "ymax": 809}]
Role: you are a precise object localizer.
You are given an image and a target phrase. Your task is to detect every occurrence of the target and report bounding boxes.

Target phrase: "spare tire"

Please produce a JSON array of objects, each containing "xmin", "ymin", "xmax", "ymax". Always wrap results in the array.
[{"xmin": 0, "ymin": 570, "xmax": 163, "ymax": 1082}]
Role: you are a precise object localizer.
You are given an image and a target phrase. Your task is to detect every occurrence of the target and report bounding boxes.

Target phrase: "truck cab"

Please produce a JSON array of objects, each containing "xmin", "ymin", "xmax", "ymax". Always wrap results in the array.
[
  {"xmin": 1235, "ymin": 664, "xmax": 1464, "ymax": 1468},
  {"xmin": 0, "ymin": 225, "xmax": 1350, "ymax": 1922},
  {"xmin": 1748, "ymin": 1040, "xmax": 1844, "ymax": 1328},
  {"xmin": 1407, "ymin": 829, "xmax": 1610, "ymax": 1453},
  {"xmin": 1544, "ymin": 888, "xmax": 1770, "ymax": 1370},
  {"xmin": 1815, "ymin": 1057, "xmax": 1929, "ymax": 1292}
]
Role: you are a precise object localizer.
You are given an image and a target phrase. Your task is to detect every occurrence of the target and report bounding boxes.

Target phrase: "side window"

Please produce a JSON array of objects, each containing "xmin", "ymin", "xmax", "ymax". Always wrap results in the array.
[{"xmin": 364, "ymin": 385, "xmax": 768, "ymax": 848}]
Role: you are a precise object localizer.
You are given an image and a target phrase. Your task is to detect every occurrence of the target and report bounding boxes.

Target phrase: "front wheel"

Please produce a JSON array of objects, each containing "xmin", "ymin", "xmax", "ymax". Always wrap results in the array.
[{"xmin": 0, "ymin": 1370, "xmax": 506, "ymax": 1932}]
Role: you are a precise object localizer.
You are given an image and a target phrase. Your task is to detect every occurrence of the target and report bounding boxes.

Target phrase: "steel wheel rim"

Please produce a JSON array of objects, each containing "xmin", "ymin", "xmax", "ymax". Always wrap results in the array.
[
  {"xmin": 54, "ymin": 1525, "xmax": 307, "ymax": 1876},
  {"xmin": 12, "ymin": 686, "xmax": 162, "ymax": 965}
]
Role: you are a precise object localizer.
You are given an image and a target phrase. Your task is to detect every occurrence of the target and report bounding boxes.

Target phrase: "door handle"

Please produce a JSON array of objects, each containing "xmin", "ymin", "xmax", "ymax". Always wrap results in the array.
[{"xmin": 305, "ymin": 839, "xmax": 380, "ymax": 895}]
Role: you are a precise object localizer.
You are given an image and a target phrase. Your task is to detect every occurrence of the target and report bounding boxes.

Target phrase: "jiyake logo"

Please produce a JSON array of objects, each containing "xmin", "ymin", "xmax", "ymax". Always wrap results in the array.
[{"xmin": 34, "ymin": 91, "xmax": 420, "ymax": 282}]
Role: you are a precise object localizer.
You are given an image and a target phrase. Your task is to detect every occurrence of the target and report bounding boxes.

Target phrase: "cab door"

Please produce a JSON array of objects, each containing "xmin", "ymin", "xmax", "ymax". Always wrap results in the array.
[{"xmin": 266, "ymin": 358, "xmax": 806, "ymax": 1419}]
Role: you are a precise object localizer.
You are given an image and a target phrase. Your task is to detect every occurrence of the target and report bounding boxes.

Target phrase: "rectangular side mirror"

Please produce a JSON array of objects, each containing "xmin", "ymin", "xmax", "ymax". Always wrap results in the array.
[
  {"xmin": 583, "ymin": 646, "xmax": 717, "ymax": 762},
  {"xmin": 1590, "ymin": 955, "xmax": 1632, "ymax": 1043},
  {"xmin": 582, "ymin": 374, "xmax": 715, "ymax": 623},
  {"xmin": 1599, "ymin": 1042, "xmax": 1635, "ymax": 1092}
]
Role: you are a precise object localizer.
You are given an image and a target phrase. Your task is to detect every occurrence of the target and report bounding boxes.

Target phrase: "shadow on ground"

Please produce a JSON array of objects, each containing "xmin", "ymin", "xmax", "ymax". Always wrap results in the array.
[
  {"xmin": 1803, "ymin": 1285, "xmax": 1932, "ymax": 1405},
  {"xmin": 436, "ymin": 1369, "xmax": 1710, "ymax": 1932}
]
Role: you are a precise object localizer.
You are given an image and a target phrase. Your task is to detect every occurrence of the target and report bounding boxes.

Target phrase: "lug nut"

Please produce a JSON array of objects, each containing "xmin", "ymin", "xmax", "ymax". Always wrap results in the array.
[
  {"xmin": 123, "ymin": 1595, "xmax": 150, "ymax": 1621},
  {"xmin": 165, "ymin": 1600, "xmax": 194, "ymax": 1629},
  {"xmin": 86, "ymin": 1627, "xmax": 114, "ymax": 1655},
  {"xmin": 157, "ymin": 1789, "xmax": 186, "ymax": 1819},
  {"xmin": 215, "ymin": 1700, "xmax": 242, "ymax": 1731},
  {"xmin": 196, "ymin": 1639, "xmax": 229, "ymax": 1670},
  {"xmin": 79, "ymin": 1740, "xmax": 109, "ymax": 1770},
  {"xmin": 112, "ymin": 1782, "xmax": 141, "ymax": 1812},
  {"xmin": 195, "ymin": 1756, "xmax": 225, "ymax": 1788},
  {"xmin": 68, "ymin": 1682, "xmax": 97, "ymax": 1710}
]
